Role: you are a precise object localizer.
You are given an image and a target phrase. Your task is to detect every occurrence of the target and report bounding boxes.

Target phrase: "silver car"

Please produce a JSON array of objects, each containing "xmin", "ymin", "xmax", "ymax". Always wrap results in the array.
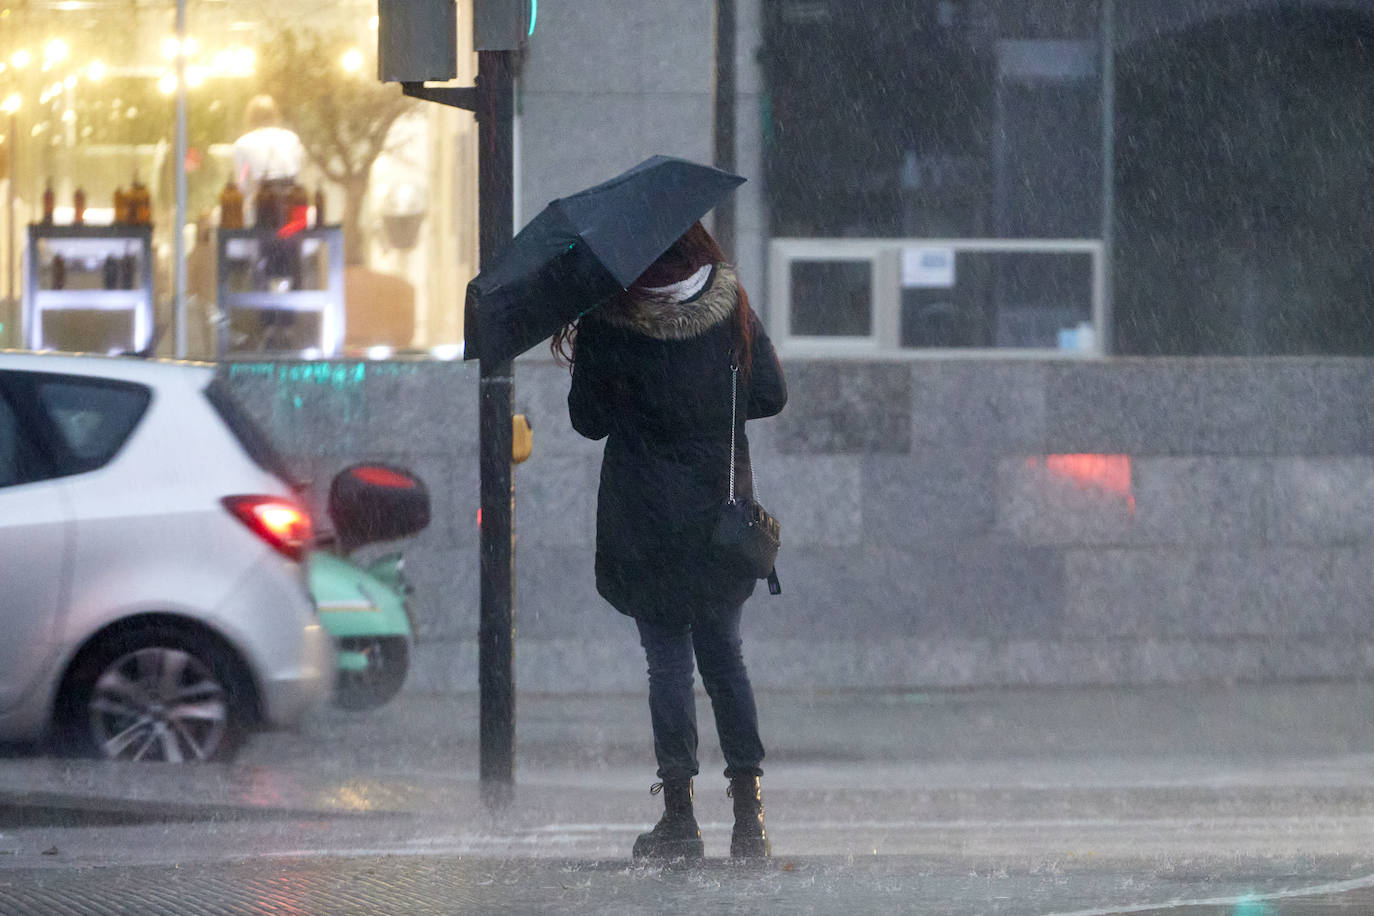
[{"xmin": 0, "ymin": 352, "xmax": 333, "ymax": 762}]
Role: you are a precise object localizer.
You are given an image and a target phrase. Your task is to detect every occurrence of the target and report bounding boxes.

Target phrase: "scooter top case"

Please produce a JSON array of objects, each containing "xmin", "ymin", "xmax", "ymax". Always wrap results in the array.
[
  {"xmin": 327, "ymin": 462, "xmax": 431, "ymax": 553},
  {"xmin": 315, "ymin": 462, "xmax": 429, "ymax": 710}
]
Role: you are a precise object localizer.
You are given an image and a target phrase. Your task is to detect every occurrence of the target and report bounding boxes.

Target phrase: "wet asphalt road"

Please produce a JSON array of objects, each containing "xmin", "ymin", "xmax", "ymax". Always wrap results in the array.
[
  {"xmin": 0, "ymin": 683, "xmax": 1373, "ymax": 914},
  {"xmin": 0, "ymin": 854, "xmax": 1371, "ymax": 915}
]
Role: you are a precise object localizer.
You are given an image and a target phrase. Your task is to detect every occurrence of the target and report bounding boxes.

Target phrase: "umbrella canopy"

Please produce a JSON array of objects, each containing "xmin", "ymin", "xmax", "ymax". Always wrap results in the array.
[{"xmin": 464, "ymin": 156, "xmax": 745, "ymax": 362}]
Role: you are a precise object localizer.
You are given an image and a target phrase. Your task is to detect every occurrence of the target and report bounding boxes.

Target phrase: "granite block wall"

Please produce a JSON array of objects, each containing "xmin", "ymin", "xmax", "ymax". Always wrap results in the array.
[{"xmin": 223, "ymin": 356, "xmax": 1374, "ymax": 693}]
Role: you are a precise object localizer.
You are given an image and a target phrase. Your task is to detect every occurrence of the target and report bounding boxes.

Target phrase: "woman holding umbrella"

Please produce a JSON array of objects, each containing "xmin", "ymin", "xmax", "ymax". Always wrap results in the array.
[{"xmin": 555, "ymin": 221, "xmax": 787, "ymax": 860}]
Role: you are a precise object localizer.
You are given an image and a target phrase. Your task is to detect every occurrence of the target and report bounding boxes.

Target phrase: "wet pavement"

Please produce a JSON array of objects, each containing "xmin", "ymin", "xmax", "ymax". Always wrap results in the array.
[
  {"xmin": 0, "ymin": 854, "xmax": 1372, "ymax": 915},
  {"xmin": 0, "ymin": 682, "xmax": 1373, "ymax": 913}
]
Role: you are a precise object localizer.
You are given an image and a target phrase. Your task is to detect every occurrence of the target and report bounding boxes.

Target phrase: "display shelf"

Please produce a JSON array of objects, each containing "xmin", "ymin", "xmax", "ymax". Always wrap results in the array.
[
  {"xmin": 24, "ymin": 224, "xmax": 154, "ymax": 353},
  {"xmin": 215, "ymin": 227, "xmax": 345, "ymax": 357},
  {"xmin": 29, "ymin": 290, "xmax": 149, "ymax": 309}
]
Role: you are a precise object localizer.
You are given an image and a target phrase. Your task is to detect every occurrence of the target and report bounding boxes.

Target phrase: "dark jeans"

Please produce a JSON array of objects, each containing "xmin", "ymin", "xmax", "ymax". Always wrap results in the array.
[{"xmin": 635, "ymin": 602, "xmax": 765, "ymax": 781}]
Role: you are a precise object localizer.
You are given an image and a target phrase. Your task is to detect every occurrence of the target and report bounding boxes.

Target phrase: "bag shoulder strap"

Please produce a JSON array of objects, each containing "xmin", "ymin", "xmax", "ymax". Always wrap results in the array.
[
  {"xmin": 728, "ymin": 352, "xmax": 781, "ymax": 596},
  {"xmin": 727, "ymin": 361, "xmax": 738, "ymax": 501},
  {"xmin": 726, "ymin": 355, "xmax": 760, "ymax": 504}
]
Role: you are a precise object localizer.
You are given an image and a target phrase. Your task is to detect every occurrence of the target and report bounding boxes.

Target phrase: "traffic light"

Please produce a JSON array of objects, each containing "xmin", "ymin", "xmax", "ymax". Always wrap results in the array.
[
  {"xmin": 377, "ymin": 1, "xmax": 536, "ymax": 83},
  {"xmin": 511, "ymin": 414, "xmax": 533, "ymax": 464},
  {"xmin": 377, "ymin": 0, "xmax": 457, "ymax": 83},
  {"xmin": 475, "ymin": 0, "xmax": 536, "ymax": 50}
]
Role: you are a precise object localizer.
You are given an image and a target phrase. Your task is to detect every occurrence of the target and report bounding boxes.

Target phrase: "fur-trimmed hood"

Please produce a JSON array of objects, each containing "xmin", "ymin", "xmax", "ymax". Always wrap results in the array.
[
  {"xmin": 597, "ymin": 264, "xmax": 738, "ymax": 340},
  {"xmin": 566, "ymin": 265, "xmax": 788, "ymax": 626}
]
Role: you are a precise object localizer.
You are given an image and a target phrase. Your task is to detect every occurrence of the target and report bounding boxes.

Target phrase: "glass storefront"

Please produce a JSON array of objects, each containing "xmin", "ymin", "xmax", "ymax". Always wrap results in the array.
[
  {"xmin": 9, "ymin": 0, "xmax": 1374, "ymax": 360},
  {"xmin": 761, "ymin": 0, "xmax": 1110, "ymax": 355},
  {"xmin": 761, "ymin": 0, "xmax": 1374, "ymax": 357},
  {"xmin": 1, "ymin": 0, "xmax": 478, "ymax": 359}
]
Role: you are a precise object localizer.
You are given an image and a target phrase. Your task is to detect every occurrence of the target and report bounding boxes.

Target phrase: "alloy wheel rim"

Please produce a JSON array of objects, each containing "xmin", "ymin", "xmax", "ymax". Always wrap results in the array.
[{"xmin": 89, "ymin": 646, "xmax": 228, "ymax": 762}]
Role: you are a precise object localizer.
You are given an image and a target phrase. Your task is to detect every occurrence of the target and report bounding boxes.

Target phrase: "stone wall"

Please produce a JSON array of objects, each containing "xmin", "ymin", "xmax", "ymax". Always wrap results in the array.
[{"xmin": 223, "ymin": 356, "xmax": 1374, "ymax": 693}]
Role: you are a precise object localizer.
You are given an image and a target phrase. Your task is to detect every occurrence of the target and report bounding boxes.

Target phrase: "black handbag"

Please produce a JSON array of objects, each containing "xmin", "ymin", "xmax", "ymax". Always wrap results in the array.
[{"xmin": 710, "ymin": 362, "xmax": 782, "ymax": 594}]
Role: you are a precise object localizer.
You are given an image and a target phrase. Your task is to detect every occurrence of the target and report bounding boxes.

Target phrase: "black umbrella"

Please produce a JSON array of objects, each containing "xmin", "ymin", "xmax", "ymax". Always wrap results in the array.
[{"xmin": 463, "ymin": 155, "xmax": 745, "ymax": 362}]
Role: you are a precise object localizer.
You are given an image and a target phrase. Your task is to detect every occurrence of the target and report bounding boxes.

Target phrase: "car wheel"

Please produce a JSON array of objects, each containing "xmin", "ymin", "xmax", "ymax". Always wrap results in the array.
[
  {"xmin": 61, "ymin": 624, "xmax": 248, "ymax": 762},
  {"xmin": 333, "ymin": 636, "xmax": 409, "ymax": 711}
]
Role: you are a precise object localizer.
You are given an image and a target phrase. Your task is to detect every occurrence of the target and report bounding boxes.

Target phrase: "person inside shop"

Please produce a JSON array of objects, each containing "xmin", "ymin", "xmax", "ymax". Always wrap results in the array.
[
  {"xmin": 233, "ymin": 94, "xmax": 304, "ymax": 225},
  {"xmin": 232, "ymin": 94, "xmax": 306, "ymax": 347}
]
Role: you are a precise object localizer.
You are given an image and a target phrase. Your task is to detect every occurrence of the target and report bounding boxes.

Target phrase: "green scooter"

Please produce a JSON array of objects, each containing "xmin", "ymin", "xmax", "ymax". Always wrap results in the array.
[{"xmin": 309, "ymin": 463, "xmax": 429, "ymax": 711}]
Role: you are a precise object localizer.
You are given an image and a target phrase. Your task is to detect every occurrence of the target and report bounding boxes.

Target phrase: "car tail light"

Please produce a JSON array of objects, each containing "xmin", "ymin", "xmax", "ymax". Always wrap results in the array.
[{"xmin": 222, "ymin": 496, "xmax": 313, "ymax": 562}]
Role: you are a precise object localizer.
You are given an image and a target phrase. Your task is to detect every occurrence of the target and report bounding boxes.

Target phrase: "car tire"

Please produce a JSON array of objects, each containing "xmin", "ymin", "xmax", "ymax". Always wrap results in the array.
[
  {"xmin": 58, "ymin": 623, "xmax": 249, "ymax": 763},
  {"xmin": 333, "ymin": 636, "xmax": 409, "ymax": 711}
]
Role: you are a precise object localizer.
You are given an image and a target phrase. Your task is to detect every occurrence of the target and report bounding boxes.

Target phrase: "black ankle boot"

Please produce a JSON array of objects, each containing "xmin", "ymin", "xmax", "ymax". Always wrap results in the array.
[
  {"xmin": 632, "ymin": 778, "xmax": 704, "ymax": 860},
  {"xmin": 728, "ymin": 774, "xmax": 771, "ymax": 858}
]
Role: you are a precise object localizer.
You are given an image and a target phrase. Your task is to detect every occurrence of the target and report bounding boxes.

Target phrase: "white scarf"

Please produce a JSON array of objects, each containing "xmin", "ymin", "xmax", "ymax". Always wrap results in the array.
[{"xmin": 641, "ymin": 264, "xmax": 713, "ymax": 302}]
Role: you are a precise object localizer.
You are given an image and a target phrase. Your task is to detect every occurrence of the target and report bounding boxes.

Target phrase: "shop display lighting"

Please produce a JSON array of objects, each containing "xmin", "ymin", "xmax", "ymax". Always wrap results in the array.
[
  {"xmin": 430, "ymin": 344, "xmax": 463, "ymax": 360},
  {"xmin": 210, "ymin": 48, "xmax": 255, "ymax": 77},
  {"xmin": 162, "ymin": 35, "xmax": 197, "ymax": 59}
]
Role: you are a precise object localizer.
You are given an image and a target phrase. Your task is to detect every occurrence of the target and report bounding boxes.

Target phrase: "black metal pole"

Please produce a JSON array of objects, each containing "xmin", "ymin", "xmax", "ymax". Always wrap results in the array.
[
  {"xmin": 476, "ymin": 48, "xmax": 516, "ymax": 803},
  {"xmin": 6, "ymin": 113, "xmax": 16, "ymax": 335},
  {"xmin": 713, "ymin": 0, "xmax": 737, "ymax": 258}
]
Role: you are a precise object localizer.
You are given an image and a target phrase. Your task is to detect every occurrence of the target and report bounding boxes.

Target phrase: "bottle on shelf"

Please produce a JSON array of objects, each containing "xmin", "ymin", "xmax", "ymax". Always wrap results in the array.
[
  {"xmin": 42, "ymin": 179, "xmax": 55, "ymax": 224},
  {"xmin": 129, "ymin": 176, "xmax": 151, "ymax": 225},
  {"xmin": 102, "ymin": 254, "xmax": 118, "ymax": 290},
  {"xmin": 255, "ymin": 182, "xmax": 281, "ymax": 231},
  {"xmin": 51, "ymin": 254, "xmax": 65, "ymax": 290},
  {"xmin": 73, "ymin": 187, "xmax": 86, "ymax": 225},
  {"xmin": 219, "ymin": 180, "xmax": 244, "ymax": 229},
  {"xmin": 112, "ymin": 187, "xmax": 127, "ymax": 225},
  {"xmin": 313, "ymin": 185, "xmax": 326, "ymax": 227}
]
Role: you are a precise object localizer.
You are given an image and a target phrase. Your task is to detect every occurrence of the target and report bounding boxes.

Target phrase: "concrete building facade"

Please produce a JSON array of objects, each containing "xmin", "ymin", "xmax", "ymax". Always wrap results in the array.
[
  {"xmin": 226, "ymin": 355, "xmax": 1374, "ymax": 693},
  {"xmin": 222, "ymin": 0, "xmax": 1374, "ymax": 693}
]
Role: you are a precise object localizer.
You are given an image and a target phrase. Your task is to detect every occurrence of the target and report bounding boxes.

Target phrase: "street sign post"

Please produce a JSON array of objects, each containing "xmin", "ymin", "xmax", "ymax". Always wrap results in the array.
[
  {"xmin": 474, "ymin": 48, "xmax": 516, "ymax": 804},
  {"xmin": 376, "ymin": 0, "xmax": 521, "ymax": 804}
]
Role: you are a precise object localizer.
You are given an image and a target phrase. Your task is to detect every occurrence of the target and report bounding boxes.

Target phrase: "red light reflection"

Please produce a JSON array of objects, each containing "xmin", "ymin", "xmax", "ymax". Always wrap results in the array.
[
  {"xmin": 276, "ymin": 205, "xmax": 310, "ymax": 239},
  {"xmin": 351, "ymin": 466, "xmax": 417, "ymax": 489},
  {"xmin": 1031, "ymin": 453, "xmax": 1135, "ymax": 514}
]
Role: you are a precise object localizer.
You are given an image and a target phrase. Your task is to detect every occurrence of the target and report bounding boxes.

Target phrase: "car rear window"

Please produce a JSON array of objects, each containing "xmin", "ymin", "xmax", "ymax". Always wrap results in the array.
[
  {"xmin": 203, "ymin": 378, "xmax": 299, "ymax": 488},
  {"xmin": 36, "ymin": 377, "xmax": 151, "ymax": 470}
]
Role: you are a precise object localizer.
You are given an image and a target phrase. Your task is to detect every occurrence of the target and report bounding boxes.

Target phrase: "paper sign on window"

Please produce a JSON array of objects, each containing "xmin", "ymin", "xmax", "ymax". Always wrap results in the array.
[{"xmin": 901, "ymin": 247, "xmax": 955, "ymax": 289}]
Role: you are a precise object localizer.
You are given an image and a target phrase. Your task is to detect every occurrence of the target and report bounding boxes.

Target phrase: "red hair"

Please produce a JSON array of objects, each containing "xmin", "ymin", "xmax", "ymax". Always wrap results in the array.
[{"xmin": 551, "ymin": 221, "xmax": 753, "ymax": 372}]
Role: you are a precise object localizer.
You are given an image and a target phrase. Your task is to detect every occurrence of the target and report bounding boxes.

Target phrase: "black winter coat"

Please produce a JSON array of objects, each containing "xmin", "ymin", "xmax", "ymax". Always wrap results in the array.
[{"xmin": 568, "ymin": 265, "xmax": 787, "ymax": 626}]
